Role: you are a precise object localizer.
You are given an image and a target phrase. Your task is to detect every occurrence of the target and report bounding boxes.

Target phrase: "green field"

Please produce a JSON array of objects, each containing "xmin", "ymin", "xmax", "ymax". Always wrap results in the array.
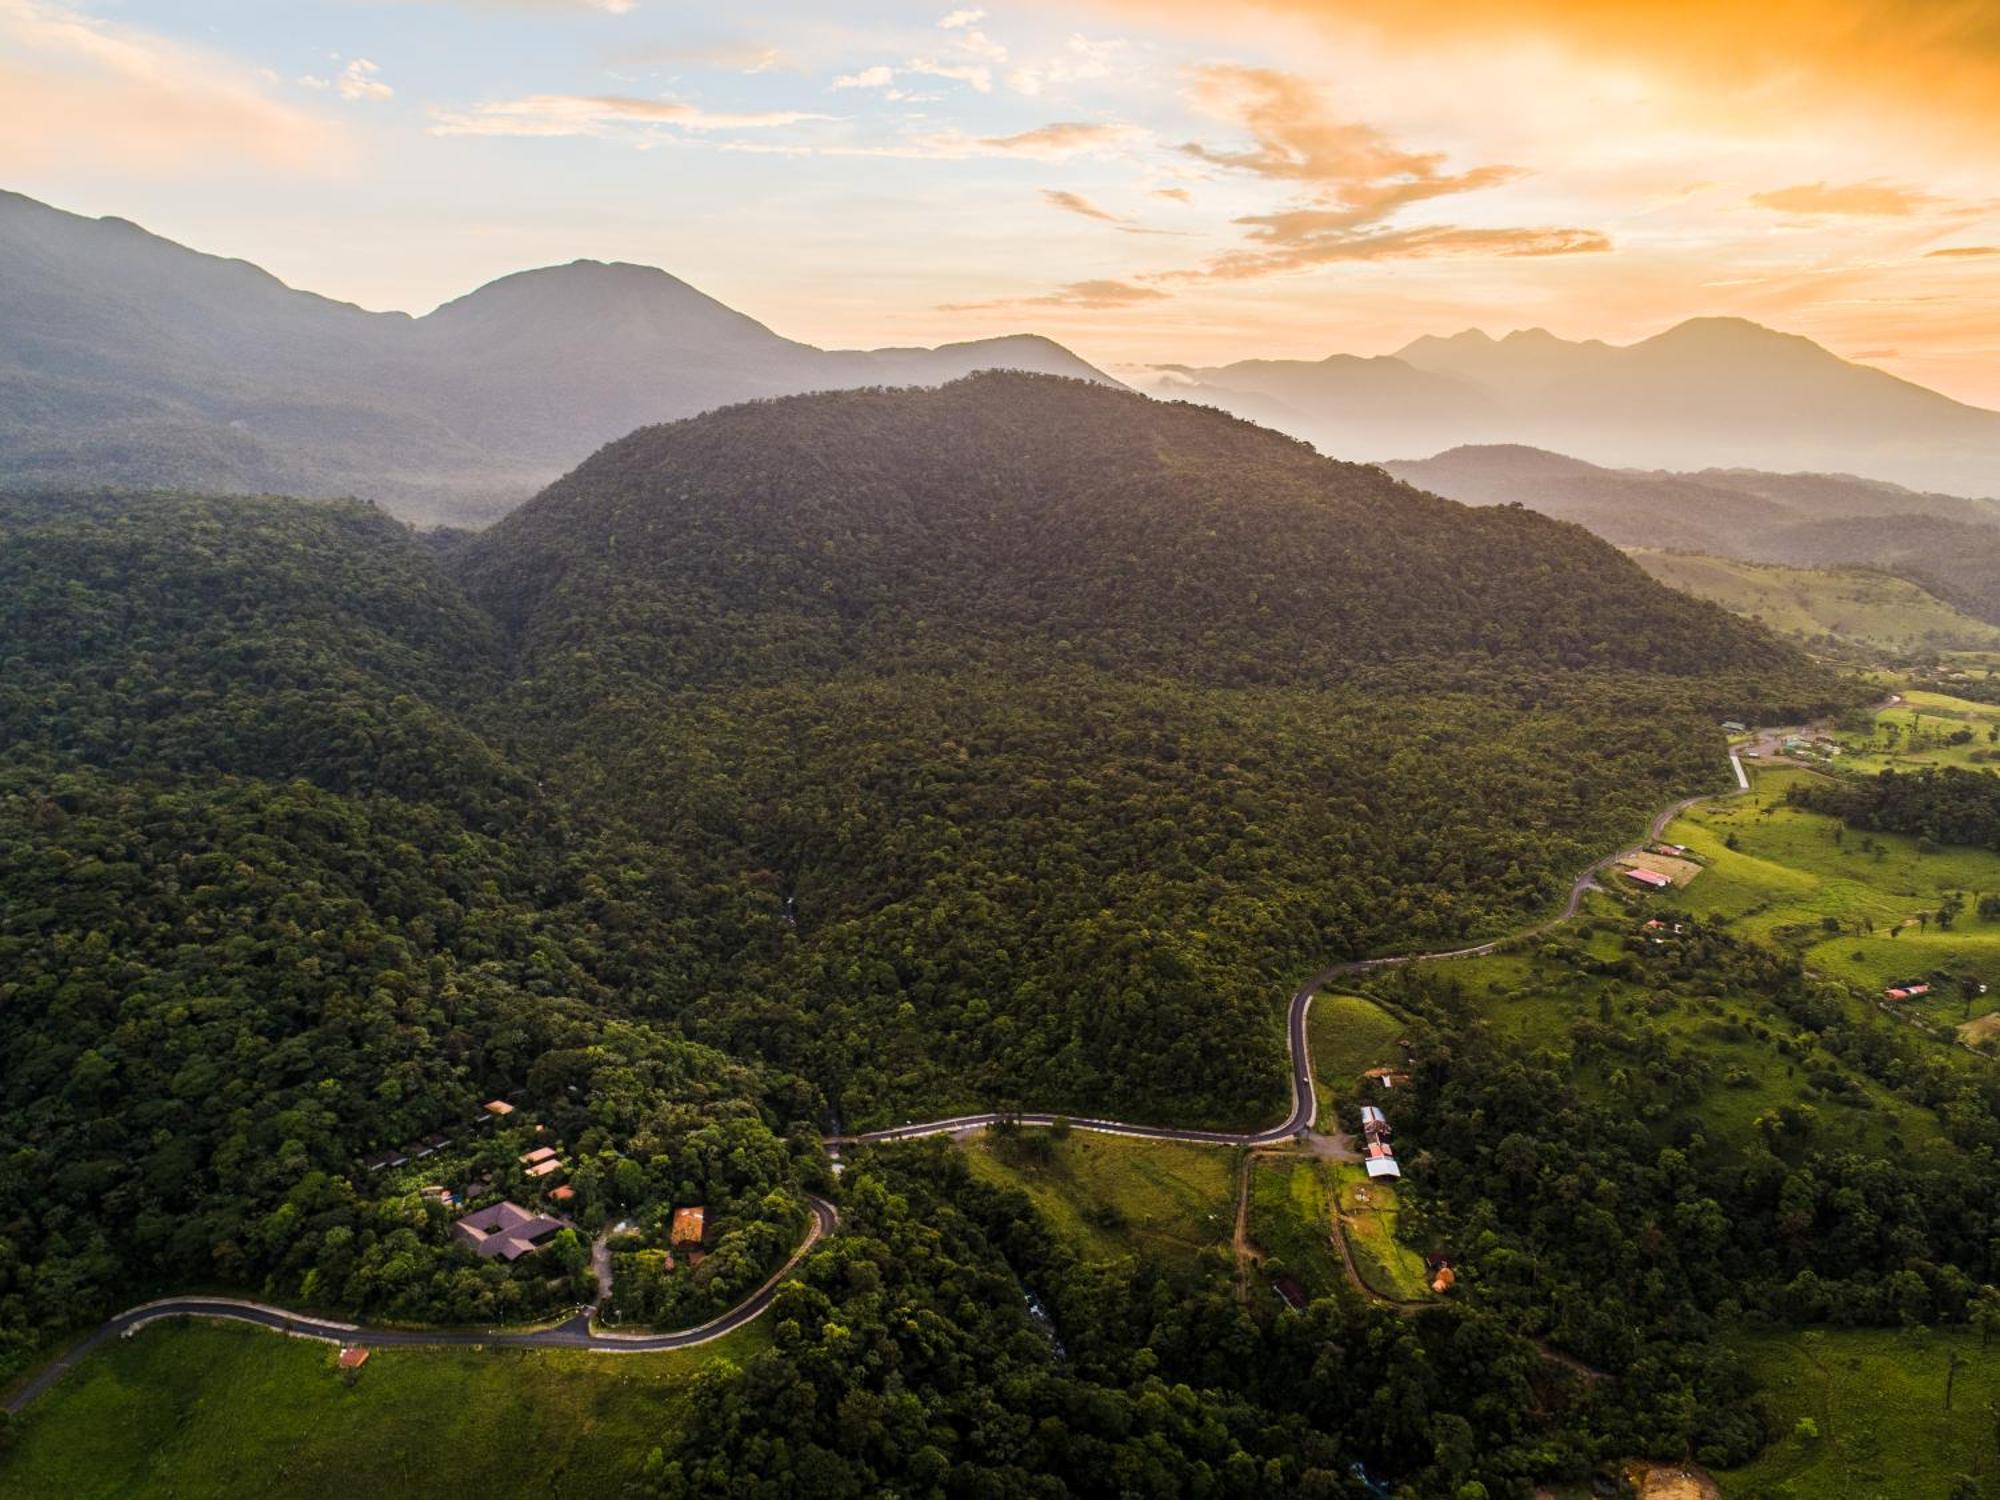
[
  {"xmin": 1837, "ymin": 691, "xmax": 2000, "ymax": 777},
  {"xmin": 1447, "ymin": 930, "xmax": 1944, "ymax": 1161},
  {"xmin": 1628, "ymin": 551, "xmax": 2000, "ymax": 656},
  {"xmin": 1659, "ymin": 764, "xmax": 2000, "ymax": 1005},
  {"xmin": 1331, "ymin": 1163, "xmax": 1432, "ymax": 1301},
  {"xmin": 1307, "ymin": 992, "xmax": 1406, "ymax": 1113},
  {"xmin": 0, "ymin": 1317, "xmax": 767, "ymax": 1499},
  {"xmin": 960, "ymin": 1129, "xmax": 1235, "ymax": 1266},
  {"xmin": 1722, "ymin": 1327, "xmax": 2000, "ymax": 1498},
  {"xmin": 1245, "ymin": 1155, "xmax": 1347, "ymax": 1299}
]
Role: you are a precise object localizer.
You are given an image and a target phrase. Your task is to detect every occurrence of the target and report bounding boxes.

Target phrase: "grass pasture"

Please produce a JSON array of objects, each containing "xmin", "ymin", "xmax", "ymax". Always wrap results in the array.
[
  {"xmin": 960, "ymin": 1129, "xmax": 1235, "ymax": 1267},
  {"xmin": 0, "ymin": 1316, "xmax": 767, "ymax": 1499},
  {"xmin": 1837, "ymin": 691, "xmax": 2000, "ymax": 776},
  {"xmin": 1245, "ymin": 1155, "xmax": 1347, "ymax": 1300},
  {"xmin": 1306, "ymin": 992, "xmax": 1405, "ymax": 1112},
  {"xmin": 1657, "ymin": 765, "xmax": 2000, "ymax": 1002},
  {"xmin": 1627, "ymin": 551, "xmax": 2000, "ymax": 656},
  {"xmin": 1721, "ymin": 1327, "xmax": 2000, "ymax": 1498},
  {"xmin": 1331, "ymin": 1163, "xmax": 1431, "ymax": 1301}
]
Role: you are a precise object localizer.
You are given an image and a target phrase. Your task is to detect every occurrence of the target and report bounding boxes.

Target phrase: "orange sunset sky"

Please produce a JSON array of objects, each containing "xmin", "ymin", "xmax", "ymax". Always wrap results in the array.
[{"xmin": 4, "ymin": 0, "xmax": 1998, "ymax": 402}]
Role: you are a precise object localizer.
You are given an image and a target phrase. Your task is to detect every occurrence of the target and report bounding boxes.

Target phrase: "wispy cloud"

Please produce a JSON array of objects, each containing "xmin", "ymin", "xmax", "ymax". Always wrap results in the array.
[
  {"xmin": 430, "ymin": 93, "xmax": 828, "ymax": 139},
  {"xmin": 1751, "ymin": 180, "xmax": 1939, "ymax": 215},
  {"xmin": 1161, "ymin": 65, "xmax": 1604, "ymax": 280},
  {"xmin": 973, "ymin": 120, "xmax": 1146, "ymax": 158},
  {"xmin": 832, "ymin": 65, "xmax": 894, "ymax": 90},
  {"xmin": 1043, "ymin": 188, "xmax": 1123, "ymax": 223},
  {"xmin": 943, "ymin": 278, "xmax": 1170, "ymax": 309},
  {"xmin": 1928, "ymin": 244, "xmax": 2000, "ymax": 257},
  {"xmin": 336, "ymin": 58, "xmax": 391, "ymax": 103},
  {"xmin": 1009, "ymin": 34, "xmax": 1127, "ymax": 96},
  {"xmin": 937, "ymin": 8, "xmax": 985, "ymax": 27},
  {"xmin": 0, "ymin": 0, "xmax": 348, "ymax": 175},
  {"xmin": 906, "ymin": 56, "xmax": 993, "ymax": 92}
]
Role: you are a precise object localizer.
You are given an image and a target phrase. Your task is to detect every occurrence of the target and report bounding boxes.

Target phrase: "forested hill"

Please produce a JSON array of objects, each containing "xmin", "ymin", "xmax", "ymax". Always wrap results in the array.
[{"xmin": 462, "ymin": 373, "xmax": 1808, "ymax": 698}]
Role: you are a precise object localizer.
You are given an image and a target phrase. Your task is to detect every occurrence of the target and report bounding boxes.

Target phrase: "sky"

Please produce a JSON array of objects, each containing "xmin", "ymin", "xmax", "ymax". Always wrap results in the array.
[{"xmin": 5, "ymin": 0, "xmax": 2000, "ymax": 403}]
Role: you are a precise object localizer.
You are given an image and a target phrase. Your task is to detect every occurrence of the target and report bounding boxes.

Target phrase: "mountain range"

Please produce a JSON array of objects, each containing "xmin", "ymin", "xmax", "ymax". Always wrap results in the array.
[
  {"xmin": 1162, "ymin": 320, "xmax": 2000, "ymax": 499},
  {"xmin": 0, "ymin": 190, "xmax": 1113, "ymax": 525},
  {"xmin": 1386, "ymin": 442, "xmax": 2000, "ymax": 628}
]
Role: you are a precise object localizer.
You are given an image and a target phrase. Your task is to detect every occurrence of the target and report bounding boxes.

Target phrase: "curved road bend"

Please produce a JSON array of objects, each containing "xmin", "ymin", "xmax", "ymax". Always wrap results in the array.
[
  {"xmin": 835, "ymin": 732, "xmax": 1797, "ymax": 1154},
  {"xmin": 11, "ymin": 726, "xmax": 1807, "ymax": 1414},
  {"xmin": 4, "ymin": 1195, "xmax": 838, "ymax": 1415}
]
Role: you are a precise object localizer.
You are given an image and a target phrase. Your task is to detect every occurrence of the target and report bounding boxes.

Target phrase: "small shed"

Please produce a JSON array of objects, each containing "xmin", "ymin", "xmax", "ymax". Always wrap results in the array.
[
  {"xmin": 520, "ymin": 1145, "xmax": 558, "ymax": 1166},
  {"xmin": 671, "ymin": 1206, "xmax": 707, "ymax": 1246},
  {"xmin": 337, "ymin": 1347, "xmax": 370, "ymax": 1369},
  {"xmin": 548, "ymin": 1183, "xmax": 575, "ymax": 1204},
  {"xmin": 1431, "ymin": 1265, "xmax": 1456, "ymax": 1294},
  {"xmin": 482, "ymin": 1099, "xmax": 516, "ymax": 1118},
  {"xmin": 526, "ymin": 1157, "xmax": 564, "ymax": 1179}
]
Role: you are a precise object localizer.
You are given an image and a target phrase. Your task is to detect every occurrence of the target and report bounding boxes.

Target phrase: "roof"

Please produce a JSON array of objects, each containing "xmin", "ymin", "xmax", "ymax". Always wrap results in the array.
[
  {"xmin": 482, "ymin": 1099, "xmax": 516, "ymax": 1116},
  {"xmin": 1367, "ymin": 1140, "xmax": 1395, "ymax": 1158},
  {"xmin": 671, "ymin": 1206, "xmax": 706, "ymax": 1245},
  {"xmin": 1360, "ymin": 1105, "xmax": 1387, "ymax": 1125},
  {"xmin": 525, "ymin": 1157, "xmax": 564, "ymax": 1178},
  {"xmin": 452, "ymin": 1201, "xmax": 566, "ymax": 1261},
  {"xmin": 548, "ymin": 1184, "xmax": 575, "ymax": 1202},
  {"xmin": 1364, "ymin": 1156, "xmax": 1402, "ymax": 1180},
  {"xmin": 1431, "ymin": 1266, "xmax": 1456, "ymax": 1293},
  {"xmin": 337, "ymin": 1347, "xmax": 370, "ymax": 1369},
  {"xmin": 519, "ymin": 1146, "xmax": 557, "ymax": 1165},
  {"xmin": 1624, "ymin": 868, "xmax": 1672, "ymax": 889}
]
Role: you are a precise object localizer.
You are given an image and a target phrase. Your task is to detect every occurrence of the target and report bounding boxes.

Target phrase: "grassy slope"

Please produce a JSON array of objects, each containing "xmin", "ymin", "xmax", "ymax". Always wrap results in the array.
[
  {"xmin": 1307, "ymin": 993, "xmax": 1405, "ymax": 1116},
  {"xmin": 1630, "ymin": 551, "xmax": 2000, "ymax": 654},
  {"xmin": 958, "ymin": 1131, "xmax": 1235, "ymax": 1266},
  {"xmin": 1722, "ymin": 1327, "xmax": 2000, "ymax": 1497},
  {"xmin": 0, "ymin": 1317, "xmax": 768, "ymax": 1499},
  {"xmin": 1246, "ymin": 1157, "xmax": 1347, "ymax": 1299},
  {"xmin": 1839, "ymin": 690, "xmax": 2000, "ymax": 776},
  {"xmin": 1452, "ymin": 933, "xmax": 1943, "ymax": 1161},
  {"xmin": 1660, "ymin": 764, "xmax": 2000, "ymax": 1010},
  {"xmin": 1330, "ymin": 1164, "xmax": 1432, "ymax": 1302}
]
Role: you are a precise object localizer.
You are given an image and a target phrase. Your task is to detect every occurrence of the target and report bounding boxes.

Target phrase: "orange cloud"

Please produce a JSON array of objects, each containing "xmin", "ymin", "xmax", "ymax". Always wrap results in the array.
[
  {"xmin": 1751, "ymin": 181, "xmax": 1938, "ymax": 215},
  {"xmin": 1042, "ymin": 188, "xmax": 1122, "ymax": 222},
  {"xmin": 1168, "ymin": 64, "xmax": 1603, "ymax": 281},
  {"xmin": 1079, "ymin": 0, "xmax": 2000, "ymax": 137},
  {"xmin": 942, "ymin": 278, "xmax": 1170, "ymax": 309},
  {"xmin": 977, "ymin": 120, "xmax": 1146, "ymax": 157},
  {"xmin": 0, "ymin": 0, "xmax": 347, "ymax": 176},
  {"xmin": 1927, "ymin": 245, "xmax": 1999, "ymax": 258}
]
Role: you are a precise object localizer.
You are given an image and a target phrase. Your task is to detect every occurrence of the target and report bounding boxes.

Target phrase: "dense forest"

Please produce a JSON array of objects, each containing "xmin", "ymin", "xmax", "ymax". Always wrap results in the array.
[{"xmin": 0, "ymin": 376, "xmax": 1859, "ymax": 1489}]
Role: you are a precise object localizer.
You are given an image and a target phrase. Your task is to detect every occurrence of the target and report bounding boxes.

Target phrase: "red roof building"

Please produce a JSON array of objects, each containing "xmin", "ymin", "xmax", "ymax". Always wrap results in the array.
[
  {"xmin": 1624, "ymin": 868, "xmax": 1672, "ymax": 890},
  {"xmin": 671, "ymin": 1206, "xmax": 706, "ymax": 1246},
  {"xmin": 337, "ymin": 1347, "xmax": 370, "ymax": 1369}
]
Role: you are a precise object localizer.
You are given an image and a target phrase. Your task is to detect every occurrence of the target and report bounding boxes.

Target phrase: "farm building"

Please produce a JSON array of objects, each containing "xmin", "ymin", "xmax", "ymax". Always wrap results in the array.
[
  {"xmin": 452, "ymin": 1201, "xmax": 565, "ymax": 1261},
  {"xmin": 548, "ymin": 1183, "xmax": 575, "ymax": 1204},
  {"xmin": 671, "ymin": 1207, "xmax": 707, "ymax": 1246},
  {"xmin": 519, "ymin": 1146, "xmax": 557, "ymax": 1166},
  {"xmin": 1721, "ymin": 721, "xmax": 1746, "ymax": 733},
  {"xmin": 337, "ymin": 1347, "xmax": 370, "ymax": 1370},
  {"xmin": 1364, "ymin": 1150, "xmax": 1402, "ymax": 1181},
  {"xmin": 481, "ymin": 1099, "xmax": 516, "ymax": 1118},
  {"xmin": 525, "ymin": 1157, "xmax": 563, "ymax": 1179},
  {"xmin": 1360, "ymin": 1105, "xmax": 1391, "ymax": 1140},
  {"xmin": 1885, "ymin": 982, "xmax": 1932, "ymax": 1001},
  {"xmin": 1361, "ymin": 1067, "xmax": 1410, "ymax": 1089},
  {"xmin": 1624, "ymin": 868, "xmax": 1672, "ymax": 890}
]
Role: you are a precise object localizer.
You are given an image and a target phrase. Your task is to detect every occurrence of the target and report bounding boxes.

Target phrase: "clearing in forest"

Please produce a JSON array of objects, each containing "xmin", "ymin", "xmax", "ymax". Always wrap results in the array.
[
  {"xmin": 960, "ymin": 1129, "xmax": 1235, "ymax": 1266},
  {"xmin": 1330, "ymin": 1163, "xmax": 1432, "ymax": 1302}
]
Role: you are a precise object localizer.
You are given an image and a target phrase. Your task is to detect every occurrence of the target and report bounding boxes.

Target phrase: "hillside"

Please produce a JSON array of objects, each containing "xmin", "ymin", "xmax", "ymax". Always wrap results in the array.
[
  {"xmin": 0, "ymin": 191, "xmax": 1113, "ymax": 525},
  {"xmin": 1164, "ymin": 318, "xmax": 2000, "ymax": 496},
  {"xmin": 452, "ymin": 374, "xmax": 1844, "ymax": 1130},
  {"xmin": 1628, "ymin": 550, "xmax": 2000, "ymax": 656},
  {"xmin": 1386, "ymin": 444, "xmax": 2000, "ymax": 628}
]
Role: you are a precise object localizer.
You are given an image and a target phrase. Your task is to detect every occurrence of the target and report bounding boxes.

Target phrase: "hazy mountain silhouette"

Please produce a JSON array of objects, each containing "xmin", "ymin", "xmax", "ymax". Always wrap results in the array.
[
  {"xmin": 1166, "ymin": 318, "xmax": 2000, "ymax": 497},
  {"xmin": 0, "ymin": 191, "xmax": 1114, "ymax": 524}
]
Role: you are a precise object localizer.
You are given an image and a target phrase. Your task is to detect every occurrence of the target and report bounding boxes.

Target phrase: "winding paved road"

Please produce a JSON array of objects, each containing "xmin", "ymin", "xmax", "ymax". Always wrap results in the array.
[
  {"xmin": 10, "ymin": 725, "xmax": 1802, "ymax": 1415},
  {"xmin": 4, "ymin": 1196, "xmax": 838, "ymax": 1414}
]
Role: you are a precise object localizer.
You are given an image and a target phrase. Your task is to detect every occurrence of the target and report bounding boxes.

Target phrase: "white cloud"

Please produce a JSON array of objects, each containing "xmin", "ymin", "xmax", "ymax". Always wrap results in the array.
[
  {"xmin": 429, "ymin": 93, "xmax": 828, "ymax": 139},
  {"xmin": 907, "ymin": 57, "xmax": 992, "ymax": 92},
  {"xmin": 1007, "ymin": 33, "xmax": 1125, "ymax": 96},
  {"xmin": 938, "ymin": 8, "xmax": 985, "ymax": 27},
  {"xmin": 833, "ymin": 64, "xmax": 894, "ymax": 90},
  {"xmin": 958, "ymin": 29, "xmax": 1007, "ymax": 62},
  {"xmin": 0, "ymin": 0, "xmax": 348, "ymax": 175},
  {"xmin": 337, "ymin": 58, "xmax": 391, "ymax": 103}
]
